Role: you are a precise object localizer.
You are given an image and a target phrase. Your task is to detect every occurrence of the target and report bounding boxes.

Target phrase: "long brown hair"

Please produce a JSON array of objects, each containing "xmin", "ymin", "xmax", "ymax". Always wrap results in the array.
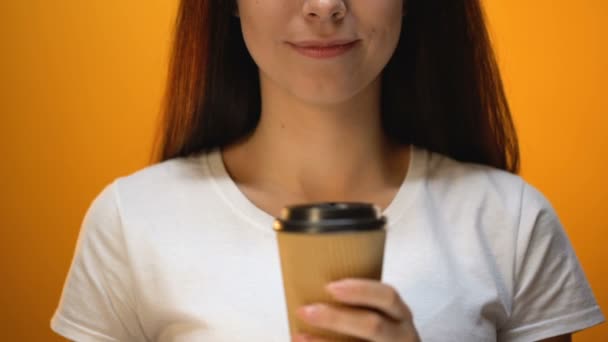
[{"xmin": 153, "ymin": 0, "xmax": 520, "ymax": 173}]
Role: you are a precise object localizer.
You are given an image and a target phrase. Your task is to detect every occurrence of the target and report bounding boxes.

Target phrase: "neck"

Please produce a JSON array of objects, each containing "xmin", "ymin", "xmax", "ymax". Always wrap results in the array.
[{"xmin": 222, "ymin": 74, "xmax": 409, "ymax": 202}]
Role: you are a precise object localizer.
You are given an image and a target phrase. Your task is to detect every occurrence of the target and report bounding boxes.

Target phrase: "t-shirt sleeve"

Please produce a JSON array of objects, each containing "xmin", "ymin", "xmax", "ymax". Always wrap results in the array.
[
  {"xmin": 50, "ymin": 181, "xmax": 146, "ymax": 341},
  {"xmin": 498, "ymin": 182, "xmax": 605, "ymax": 341}
]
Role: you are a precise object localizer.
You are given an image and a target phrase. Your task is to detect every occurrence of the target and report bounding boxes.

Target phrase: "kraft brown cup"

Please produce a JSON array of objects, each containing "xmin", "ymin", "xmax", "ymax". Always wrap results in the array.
[{"xmin": 273, "ymin": 203, "xmax": 387, "ymax": 341}]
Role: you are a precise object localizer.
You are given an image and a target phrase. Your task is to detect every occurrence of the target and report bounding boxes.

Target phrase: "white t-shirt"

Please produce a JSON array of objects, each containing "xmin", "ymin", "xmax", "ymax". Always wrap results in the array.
[{"xmin": 51, "ymin": 145, "xmax": 604, "ymax": 341}]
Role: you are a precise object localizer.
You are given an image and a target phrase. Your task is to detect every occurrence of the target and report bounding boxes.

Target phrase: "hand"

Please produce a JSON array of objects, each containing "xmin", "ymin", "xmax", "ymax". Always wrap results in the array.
[{"xmin": 292, "ymin": 278, "xmax": 420, "ymax": 342}]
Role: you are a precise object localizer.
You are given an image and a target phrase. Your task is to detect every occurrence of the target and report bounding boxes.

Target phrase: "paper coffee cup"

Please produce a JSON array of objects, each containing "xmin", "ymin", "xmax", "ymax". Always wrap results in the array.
[{"xmin": 273, "ymin": 202, "xmax": 387, "ymax": 341}]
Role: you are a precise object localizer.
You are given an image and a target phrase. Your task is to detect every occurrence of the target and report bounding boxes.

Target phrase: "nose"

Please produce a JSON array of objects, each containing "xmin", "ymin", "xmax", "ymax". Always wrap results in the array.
[{"xmin": 302, "ymin": 0, "xmax": 347, "ymax": 22}]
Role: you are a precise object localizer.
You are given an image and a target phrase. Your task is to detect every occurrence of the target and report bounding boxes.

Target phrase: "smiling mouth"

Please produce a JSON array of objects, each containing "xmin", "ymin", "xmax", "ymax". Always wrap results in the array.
[{"xmin": 287, "ymin": 40, "xmax": 360, "ymax": 59}]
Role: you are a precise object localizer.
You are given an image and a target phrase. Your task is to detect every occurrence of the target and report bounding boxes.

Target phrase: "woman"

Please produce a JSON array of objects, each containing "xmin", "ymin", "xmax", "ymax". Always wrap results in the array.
[{"xmin": 51, "ymin": 0, "xmax": 604, "ymax": 341}]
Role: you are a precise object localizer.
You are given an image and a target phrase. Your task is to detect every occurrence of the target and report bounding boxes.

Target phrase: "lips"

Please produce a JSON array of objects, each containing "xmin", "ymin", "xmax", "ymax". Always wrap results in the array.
[
  {"xmin": 288, "ymin": 40, "xmax": 360, "ymax": 59},
  {"xmin": 290, "ymin": 39, "xmax": 358, "ymax": 48}
]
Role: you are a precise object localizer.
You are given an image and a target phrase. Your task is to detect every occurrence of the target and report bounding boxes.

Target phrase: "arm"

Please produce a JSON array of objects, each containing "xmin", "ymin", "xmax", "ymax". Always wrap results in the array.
[
  {"xmin": 497, "ymin": 182, "xmax": 604, "ymax": 341},
  {"xmin": 50, "ymin": 182, "xmax": 145, "ymax": 341}
]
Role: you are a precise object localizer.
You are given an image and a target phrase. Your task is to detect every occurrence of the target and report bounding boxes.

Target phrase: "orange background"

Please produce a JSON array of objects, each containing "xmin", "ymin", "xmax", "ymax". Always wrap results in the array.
[{"xmin": 1, "ymin": 0, "xmax": 606, "ymax": 340}]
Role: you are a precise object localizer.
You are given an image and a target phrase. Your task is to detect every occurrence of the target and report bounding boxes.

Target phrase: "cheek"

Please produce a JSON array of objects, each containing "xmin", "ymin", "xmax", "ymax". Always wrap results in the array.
[
  {"xmin": 239, "ymin": 17, "xmax": 284, "ymax": 78},
  {"xmin": 364, "ymin": 1, "xmax": 403, "ymax": 40},
  {"xmin": 237, "ymin": 2, "xmax": 289, "ymax": 67},
  {"xmin": 366, "ymin": 10, "xmax": 403, "ymax": 68},
  {"xmin": 240, "ymin": 16, "xmax": 268, "ymax": 59}
]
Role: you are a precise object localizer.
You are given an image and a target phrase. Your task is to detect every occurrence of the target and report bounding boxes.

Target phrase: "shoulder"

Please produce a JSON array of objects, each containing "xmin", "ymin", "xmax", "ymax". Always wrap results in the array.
[
  {"xmin": 114, "ymin": 153, "xmax": 208, "ymax": 195},
  {"xmin": 420, "ymin": 148, "xmax": 528, "ymax": 210},
  {"xmin": 113, "ymin": 152, "xmax": 215, "ymax": 203},
  {"xmin": 414, "ymin": 147, "xmax": 557, "ymax": 234},
  {"xmin": 87, "ymin": 152, "xmax": 217, "ymax": 221}
]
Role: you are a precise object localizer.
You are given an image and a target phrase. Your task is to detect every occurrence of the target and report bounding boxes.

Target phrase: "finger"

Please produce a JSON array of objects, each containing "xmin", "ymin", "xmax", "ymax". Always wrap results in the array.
[
  {"xmin": 293, "ymin": 333, "xmax": 330, "ymax": 342},
  {"xmin": 296, "ymin": 303, "xmax": 401, "ymax": 341},
  {"xmin": 325, "ymin": 278, "xmax": 412, "ymax": 321}
]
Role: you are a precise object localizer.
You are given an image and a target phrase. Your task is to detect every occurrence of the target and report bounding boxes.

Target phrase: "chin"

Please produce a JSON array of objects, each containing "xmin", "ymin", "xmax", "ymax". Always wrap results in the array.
[
  {"xmin": 289, "ymin": 82, "xmax": 364, "ymax": 106},
  {"xmin": 293, "ymin": 71, "xmax": 380, "ymax": 106}
]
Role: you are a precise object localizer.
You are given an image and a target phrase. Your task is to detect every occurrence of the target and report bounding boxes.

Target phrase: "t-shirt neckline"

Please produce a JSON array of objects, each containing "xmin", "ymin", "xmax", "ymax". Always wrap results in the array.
[{"xmin": 203, "ymin": 144, "xmax": 425, "ymax": 232}]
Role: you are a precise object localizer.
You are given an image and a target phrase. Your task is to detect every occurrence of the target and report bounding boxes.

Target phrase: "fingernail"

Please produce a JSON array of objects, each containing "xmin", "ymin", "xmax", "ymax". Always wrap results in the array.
[
  {"xmin": 326, "ymin": 281, "xmax": 349, "ymax": 296},
  {"xmin": 297, "ymin": 304, "xmax": 320, "ymax": 319},
  {"xmin": 294, "ymin": 333, "xmax": 312, "ymax": 342}
]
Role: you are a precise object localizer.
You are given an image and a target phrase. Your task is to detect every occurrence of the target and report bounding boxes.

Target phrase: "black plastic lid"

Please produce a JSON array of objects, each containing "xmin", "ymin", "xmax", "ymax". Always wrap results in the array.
[{"xmin": 273, "ymin": 202, "xmax": 386, "ymax": 233}]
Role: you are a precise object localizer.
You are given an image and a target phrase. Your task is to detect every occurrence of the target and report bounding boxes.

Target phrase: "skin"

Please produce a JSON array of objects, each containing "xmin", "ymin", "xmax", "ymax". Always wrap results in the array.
[
  {"xmin": 225, "ymin": 0, "xmax": 410, "ymax": 217},
  {"xmin": 227, "ymin": 1, "xmax": 572, "ymax": 341}
]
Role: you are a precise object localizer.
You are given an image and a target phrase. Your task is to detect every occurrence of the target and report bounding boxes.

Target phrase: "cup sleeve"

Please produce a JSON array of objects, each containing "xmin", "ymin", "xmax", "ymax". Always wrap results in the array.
[
  {"xmin": 50, "ymin": 181, "xmax": 146, "ymax": 341},
  {"xmin": 497, "ymin": 182, "xmax": 605, "ymax": 341}
]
